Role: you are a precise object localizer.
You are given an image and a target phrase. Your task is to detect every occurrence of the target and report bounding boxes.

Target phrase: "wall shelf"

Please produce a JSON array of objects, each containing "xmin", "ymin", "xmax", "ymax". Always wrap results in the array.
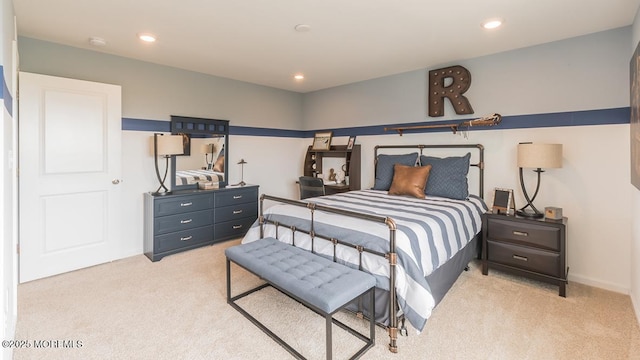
[{"xmin": 303, "ymin": 145, "xmax": 361, "ymax": 192}]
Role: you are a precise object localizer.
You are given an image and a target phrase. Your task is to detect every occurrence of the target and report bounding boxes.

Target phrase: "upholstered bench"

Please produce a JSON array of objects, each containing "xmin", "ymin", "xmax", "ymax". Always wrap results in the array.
[{"xmin": 225, "ymin": 237, "xmax": 376, "ymax": 360}]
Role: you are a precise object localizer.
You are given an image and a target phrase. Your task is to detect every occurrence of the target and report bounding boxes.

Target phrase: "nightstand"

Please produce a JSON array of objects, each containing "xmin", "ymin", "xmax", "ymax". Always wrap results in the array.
[{"xmin": 481, "ymin": 213, "xmax": 568, "ymax": 297}]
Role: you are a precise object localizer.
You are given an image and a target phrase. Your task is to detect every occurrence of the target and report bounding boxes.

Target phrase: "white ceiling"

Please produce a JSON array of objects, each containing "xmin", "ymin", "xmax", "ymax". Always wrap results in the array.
[{"xmin": 13, "ymin": 0, "xmax": 640, "ymax": 93}]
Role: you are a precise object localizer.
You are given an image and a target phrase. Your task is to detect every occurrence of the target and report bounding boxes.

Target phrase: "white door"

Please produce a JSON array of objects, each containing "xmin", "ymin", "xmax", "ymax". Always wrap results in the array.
[{"xmin": 19, "ymin": 72, "xmax": 122, "ymax": 283}]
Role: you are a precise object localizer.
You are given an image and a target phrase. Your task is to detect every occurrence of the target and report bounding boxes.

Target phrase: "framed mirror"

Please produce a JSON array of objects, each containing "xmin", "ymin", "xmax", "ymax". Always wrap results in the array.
[{"xmin": 169, "ymin": 116, "xmax": 230, "ymax": 191}]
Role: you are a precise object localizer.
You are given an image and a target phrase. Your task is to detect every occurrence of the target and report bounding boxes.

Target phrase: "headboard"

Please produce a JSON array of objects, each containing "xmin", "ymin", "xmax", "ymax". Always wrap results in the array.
[{"xmin": 374, "ymin": 144, "xmax": 484, "ymax": 199}]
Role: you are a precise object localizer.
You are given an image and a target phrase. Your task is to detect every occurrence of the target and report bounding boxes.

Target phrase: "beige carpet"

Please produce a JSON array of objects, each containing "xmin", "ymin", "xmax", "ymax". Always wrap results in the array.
[{"xmin": 13, "ymin": 239, "xmax": 640, "ymax": 360}]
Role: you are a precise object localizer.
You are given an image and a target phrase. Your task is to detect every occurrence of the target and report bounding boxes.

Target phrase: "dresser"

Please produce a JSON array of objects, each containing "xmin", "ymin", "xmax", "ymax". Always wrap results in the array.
[
  {"xmin": 481, "ymin": 213, "xmax": 568, "ymax": 296},
  {"xmin": 144, "ymin": 185, "xmax": 258, "ymax": 261}
]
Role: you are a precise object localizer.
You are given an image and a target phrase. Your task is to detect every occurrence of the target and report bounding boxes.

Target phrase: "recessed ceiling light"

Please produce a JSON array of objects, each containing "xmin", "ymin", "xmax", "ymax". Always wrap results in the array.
[
  {"xmin": 294, "ymin": 74, "xmax": 304, "ymax": 80},
  {"xmin": 138, "ymin": 33, "xmax": 157, "ymax": 43},
  {"xmin": 294, "ymin": 24, "xmax": 311, "ymax": 32},
  {"xmin": 88, "ymin": 37, "xmax": 106, "ymax": 47},
  {"xmin": 481, "ymin": 18, "xmax": 503, "ymax": 30}
]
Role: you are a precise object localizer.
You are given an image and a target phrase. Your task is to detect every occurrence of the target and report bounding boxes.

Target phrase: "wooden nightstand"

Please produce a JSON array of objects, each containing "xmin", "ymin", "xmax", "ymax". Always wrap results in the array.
[{"xmin": 481, "ymin": 213, "xmax": 568, "ymax": 297}]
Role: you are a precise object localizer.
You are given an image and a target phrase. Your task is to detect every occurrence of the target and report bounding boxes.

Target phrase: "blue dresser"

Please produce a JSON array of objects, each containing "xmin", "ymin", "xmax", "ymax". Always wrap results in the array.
[{"xmin": 144, "ymin": 185, "xmax": 258, "ymax": 261}]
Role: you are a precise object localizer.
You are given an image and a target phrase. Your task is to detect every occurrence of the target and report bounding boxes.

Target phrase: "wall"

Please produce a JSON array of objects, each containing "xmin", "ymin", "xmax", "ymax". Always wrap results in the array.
[
  {"xmin": 16, "ymin": 27, "xmax": 635, "ymax": 297},
  {"xmin": 631, "ymin": 7, "xmax": 640, "ymax": 324},
  {"xmin": 303, "ymin": 27, "xmax": 633, "ymax": 294},
  {"xmin": 1, "ymin": 0, "xmax": 17, "ymax": 358}
]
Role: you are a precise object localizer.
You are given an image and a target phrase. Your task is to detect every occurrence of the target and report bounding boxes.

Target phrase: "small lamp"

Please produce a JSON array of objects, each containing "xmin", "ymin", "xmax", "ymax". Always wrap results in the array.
[
  {"xmin": 153, "ymin": 133, "xmax": 184, "ymax": 195},
  {"xmin": 201, "ymin": 143, "xmax": 215, "ymax": 170},
  {"xmin": 516, "ymin": 143, "xmax": 563, "ymax": 218},
  {"xmin": 234, "ymin": 159, "xmax": 247, "ymax": 186}
]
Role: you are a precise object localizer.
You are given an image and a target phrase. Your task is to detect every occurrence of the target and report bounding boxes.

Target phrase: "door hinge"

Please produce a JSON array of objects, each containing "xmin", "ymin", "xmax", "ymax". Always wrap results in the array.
[{"xmin": 16, "ymin": 244, "xmax": 20, "ymax": 255}]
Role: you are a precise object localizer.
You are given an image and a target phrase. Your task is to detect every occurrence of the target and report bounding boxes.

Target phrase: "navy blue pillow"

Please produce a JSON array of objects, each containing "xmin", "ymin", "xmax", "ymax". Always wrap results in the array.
[
  {"xmin": 373, "ymin": 153, "xmax": 419, "ymax": 190},
  {"xmin": 420, "ymin": 153, "xmax": 470, "ymax": 200}
]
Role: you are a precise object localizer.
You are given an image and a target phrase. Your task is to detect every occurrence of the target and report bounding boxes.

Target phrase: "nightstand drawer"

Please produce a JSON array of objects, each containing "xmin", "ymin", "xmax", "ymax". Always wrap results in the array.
[
  {"xmin": 155, "ymin": 226, "xmax": 214, "ymax": 253},
  {"xmin": 486, "ymin": 217, "xmax": 560, "ymax": 251},
  {"xmin": 487, "ymin": 240, "xmax": 560, "ymax": 277},
  {"xmin": 155, "ymin": 210, "xmax": 213, "ymax": 235}
]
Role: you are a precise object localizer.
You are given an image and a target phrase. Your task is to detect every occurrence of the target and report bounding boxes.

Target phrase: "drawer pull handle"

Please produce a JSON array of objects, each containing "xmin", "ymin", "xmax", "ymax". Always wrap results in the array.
[
  {"xmin": 180, "ymin": 219, "xmax": 193, "ymax": 224},
  {"xmin": 233, "ymin": 195, "xmax": 243, "ymax": 199},
  {"xmin": 512, "ymin": 255, "xmax": 528, "ymax": 262},
  {"xmin": 512, "ymin": 230, "xmax": 528, "ymax": 237},
  {"xmin": 233, "ymin": 210, "xmax": 243, "ymax": 214},
  {"xmin": 180, "ymin": 236, "xmax": 193, "ymax": 241},
  {"xmin": 233, "ymin": 225, "xmax": 243, "ymax": 229},
  {"xmin": 180, "ymin": 202, "xmax": 193, "ymax": 207}
]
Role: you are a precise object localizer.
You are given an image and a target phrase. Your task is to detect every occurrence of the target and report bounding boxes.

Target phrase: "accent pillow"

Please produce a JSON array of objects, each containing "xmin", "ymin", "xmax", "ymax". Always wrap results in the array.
[
  {"xmin": 420, "ymin": 152, "xmax": 470, "ymax": 200},
  {"xmin": 388, "ymin": 164, "xmax": 432, "ymax": 199},
  {"xmin": 213, "ymin": 155, "xmax": 225, "ymax": 172},
  {"xmin": 373, "ymin": 152, "xmax": 419, "ymax": 190}
]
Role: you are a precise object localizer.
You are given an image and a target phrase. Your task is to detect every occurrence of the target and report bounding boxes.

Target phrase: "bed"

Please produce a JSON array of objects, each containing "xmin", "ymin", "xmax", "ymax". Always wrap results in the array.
[
  {"xmin": 175, "ymin": 169, "xmax": 224, "ymax": 186},
  {"xmin": 241, "ymin": 144, "xmax": 488, "ymax": 352}
]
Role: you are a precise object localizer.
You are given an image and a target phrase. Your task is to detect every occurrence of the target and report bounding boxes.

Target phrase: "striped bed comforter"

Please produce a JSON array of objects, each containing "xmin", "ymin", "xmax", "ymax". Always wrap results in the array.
[
  {"xmin": 242, "ymin": 189, "xmax": 487, "ymax": 332},
  {"xmin": 175, "ymin": 169, "xmax": 224, "ymax": 185}
]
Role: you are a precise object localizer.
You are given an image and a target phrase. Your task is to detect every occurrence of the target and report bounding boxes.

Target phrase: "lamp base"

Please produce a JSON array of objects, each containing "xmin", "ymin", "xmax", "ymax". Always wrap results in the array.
[
  {"xmin": 153, "ymin": 191, "xmax": 173, "ymax": 196},
  {"xmin": 516, "ymin": 209, "xmax": 544, "ymax": 219}
]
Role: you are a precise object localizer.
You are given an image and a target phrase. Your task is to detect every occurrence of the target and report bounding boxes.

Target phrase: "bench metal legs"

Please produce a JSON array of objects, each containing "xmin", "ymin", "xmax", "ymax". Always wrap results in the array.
[{"xmin": 227, "ymin": 258, "xmax": 376, "ymax": 360}]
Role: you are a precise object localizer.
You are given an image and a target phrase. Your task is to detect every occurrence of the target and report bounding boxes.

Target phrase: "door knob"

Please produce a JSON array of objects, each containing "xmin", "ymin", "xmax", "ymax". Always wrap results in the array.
[{"xmin": 112, "ymin": 179, "xmax": 121, "ymax": 184}]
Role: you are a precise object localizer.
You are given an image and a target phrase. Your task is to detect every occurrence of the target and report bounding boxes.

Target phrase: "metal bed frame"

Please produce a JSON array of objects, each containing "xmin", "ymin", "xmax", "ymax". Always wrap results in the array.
[{"xmin": 257, "ymin": 144, "xmax": 485, "ymax": 353}]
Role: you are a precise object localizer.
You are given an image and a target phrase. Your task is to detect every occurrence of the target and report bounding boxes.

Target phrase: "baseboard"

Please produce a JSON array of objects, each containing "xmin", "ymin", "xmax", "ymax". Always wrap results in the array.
[
  {"xmin": 568, "ymin": 273, "xmax": 630, "ymax": 295},
  {"xmin": 632, "ymin": 290, "xmax": 640, "ymax": 326}
]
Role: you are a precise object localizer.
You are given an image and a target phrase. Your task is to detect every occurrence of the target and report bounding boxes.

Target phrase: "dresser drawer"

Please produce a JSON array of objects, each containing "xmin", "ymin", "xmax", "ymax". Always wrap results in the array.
[
  {"xmin": 487, "ymin": 240, "xmax": 560, "ymax": 277},
  {"xmin": 214, "ymin": 216, "xmax": 256, "ymax": 240},
  {"xmin": 155, "ymin": 210, "xmax": 213, "ymax": 235},
  {"xmin": 486, "ymin": 217, "xmax": 560, "ymax": 251},
  {"xmin": 216, "ymin": 202, "xmax": 258, "ymax": 223},
  {"xmin": 155, "ymin": 225, "xmax": 214, "ymax": 253},
  {"xmin": 215, "ymin": 187, "xmax": 258, "ymax": 207},
  {"xmin": 154, "ymin": 194, "xmax": 214, "ymax": 217}
]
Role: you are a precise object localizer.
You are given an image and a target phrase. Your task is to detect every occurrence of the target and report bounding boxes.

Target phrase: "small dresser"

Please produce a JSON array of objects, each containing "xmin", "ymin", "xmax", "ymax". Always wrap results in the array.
[
  {"xmin": 481, "ymin": 213, "xmax": 568, "ymax": 296},
  {"xmin": 144, "ymin": 185, "xmax": 258, "ymax": 261}
]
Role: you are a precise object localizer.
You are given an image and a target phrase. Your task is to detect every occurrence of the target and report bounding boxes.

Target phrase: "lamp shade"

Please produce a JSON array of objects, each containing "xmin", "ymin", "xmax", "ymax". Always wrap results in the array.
[
  {"xmin": 156, "ymin": 135, "xmax": 184, "ymax": 156},
  {"xmin": 517, "ymin": 143, "xmax": 563, "ymax": 169},
  {"xmin": 200, "ymin": 143, "xmax": 215, "ymax": 154}
]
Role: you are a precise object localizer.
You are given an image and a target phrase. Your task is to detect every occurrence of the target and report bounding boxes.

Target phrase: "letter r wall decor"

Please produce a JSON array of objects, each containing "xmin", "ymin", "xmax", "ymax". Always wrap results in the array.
[{"xmin": 428, "ymin": 65, "xmax": 474, "ymax": 117}]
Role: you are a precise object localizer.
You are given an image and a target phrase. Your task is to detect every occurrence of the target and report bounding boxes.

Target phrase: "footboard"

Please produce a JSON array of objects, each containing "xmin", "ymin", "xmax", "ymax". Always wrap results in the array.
[{"xmin": 257, "ymin": 194, "xmax": 402, "ymax": 353}]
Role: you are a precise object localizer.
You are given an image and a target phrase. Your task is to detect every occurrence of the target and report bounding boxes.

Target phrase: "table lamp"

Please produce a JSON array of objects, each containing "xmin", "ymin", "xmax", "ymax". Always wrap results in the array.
[
  {"xmin": 234, "ymin": 159, "xmax": 247, "ymax": 186},
  {"xmin": 516, "ymin": 143, "xmax": 563, "ymax": 218},
  {"xmin": 153, "ymin": 133, "xmax": 184, "ymax": 195},
  {"xmin": 201, "ymin": 143, "xmax": 215, "ymax": 170}
]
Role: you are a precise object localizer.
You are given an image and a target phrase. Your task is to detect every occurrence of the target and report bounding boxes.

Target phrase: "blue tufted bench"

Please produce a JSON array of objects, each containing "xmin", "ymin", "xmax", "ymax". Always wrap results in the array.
[{"xmin": 225, "ymin": 237, "xmax": 376, "ymax": 360}]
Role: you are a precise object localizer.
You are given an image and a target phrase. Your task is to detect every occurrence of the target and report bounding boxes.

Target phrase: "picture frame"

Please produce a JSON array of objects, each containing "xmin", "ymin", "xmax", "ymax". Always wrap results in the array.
[
  {"xmin": 492, "ymin": 188, "xmax": 515, "ymax": 215},
  {"xmin": 312, "ymin": 131, "xmax": 333, "ymax": 150},
  {"xmin": 347, "ymin": 136, "xmax": 356, "ymax": 150}
]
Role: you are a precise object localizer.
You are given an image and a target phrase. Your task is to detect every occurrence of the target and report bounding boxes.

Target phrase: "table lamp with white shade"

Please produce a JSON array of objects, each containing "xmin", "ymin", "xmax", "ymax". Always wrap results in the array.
[
  {"xmin": 516, "ymin": 143, "xmax": 563, "ymax": 218},
  {"xmin": 153, "ymin": 133, "xmax": 184, "ymax": 195}
]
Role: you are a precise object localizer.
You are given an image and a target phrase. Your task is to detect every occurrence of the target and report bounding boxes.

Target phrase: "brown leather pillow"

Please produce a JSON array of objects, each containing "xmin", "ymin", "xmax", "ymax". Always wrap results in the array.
[
  {"xmin": 213, "ymin": 155, "xmax": 225, "ymax": 172},
  {"xmin": 388, "ymin": 164, "xmax": 432, "ymax": 199}
]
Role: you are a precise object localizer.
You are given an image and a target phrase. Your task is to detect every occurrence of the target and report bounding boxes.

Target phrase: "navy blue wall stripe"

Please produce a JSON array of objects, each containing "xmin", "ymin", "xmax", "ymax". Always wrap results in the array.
[
  {"xmin": 122, "ymin": 107, "xmax": 630, "ymax": 138},
  {"xmin": 122, "ymin": 118, "xmax": 171, "ymax": 132}
]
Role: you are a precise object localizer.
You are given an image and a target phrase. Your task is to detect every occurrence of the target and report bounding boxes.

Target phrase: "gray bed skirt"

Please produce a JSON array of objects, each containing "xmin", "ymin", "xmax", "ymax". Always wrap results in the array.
[{"xmin": 345, "ymin": 233, "xmax": 481, "ymax": 328}]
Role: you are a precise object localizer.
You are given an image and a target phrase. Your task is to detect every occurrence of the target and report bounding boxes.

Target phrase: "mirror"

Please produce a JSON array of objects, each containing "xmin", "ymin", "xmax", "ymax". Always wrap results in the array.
[
  {"xmin": 169, "ymin": 116, "xmax": 230, "ymax": 190},
  {"xmin": 174, "ymin": 135, "xmax": 226, "ymax": 184}
]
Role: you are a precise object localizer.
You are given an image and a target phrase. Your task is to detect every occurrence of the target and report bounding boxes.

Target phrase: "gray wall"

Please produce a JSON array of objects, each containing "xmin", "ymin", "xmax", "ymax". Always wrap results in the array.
[
  {"xmin": 303, "ymin": 27, "xmax": 630, "ymax": 129},
  {"xmin": 18, "ymin": 37, "xmax": 303, "ymax": 128}
]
